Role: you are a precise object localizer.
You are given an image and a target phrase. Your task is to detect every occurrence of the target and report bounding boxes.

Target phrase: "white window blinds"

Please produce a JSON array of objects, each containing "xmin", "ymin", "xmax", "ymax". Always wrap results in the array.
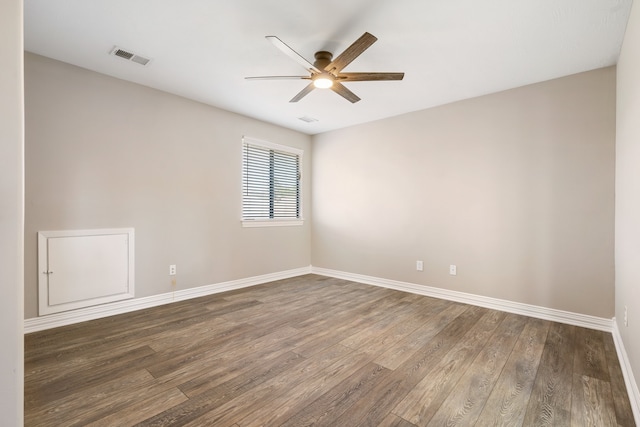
[{"xmin": 242, "ymin": 138, "xmax": 302, "ymax": 222}]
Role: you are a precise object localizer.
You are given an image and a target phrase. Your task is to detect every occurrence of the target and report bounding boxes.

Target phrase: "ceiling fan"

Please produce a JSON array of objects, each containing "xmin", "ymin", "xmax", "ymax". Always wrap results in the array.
[{"xmin": 246, "ymin": 32, "xmax": 404, "ymax": 103}]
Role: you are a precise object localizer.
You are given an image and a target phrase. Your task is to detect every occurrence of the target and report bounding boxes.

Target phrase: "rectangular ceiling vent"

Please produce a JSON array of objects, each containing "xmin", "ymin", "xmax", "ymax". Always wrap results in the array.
[
  {"xmin": 298, "ymin": 116, "xmax": 319, "ymax": 123},
  {"xmin": 110, "ymin": 46, "xmax": 152, "ymax": 66}
]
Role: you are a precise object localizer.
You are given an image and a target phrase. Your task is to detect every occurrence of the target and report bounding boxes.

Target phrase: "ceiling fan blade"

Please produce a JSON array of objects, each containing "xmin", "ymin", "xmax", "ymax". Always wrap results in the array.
[
  {"xmin": 289, "ymin": 82, "xmax": 316, "ymax": 103},
  {"xmin": 331, "ymin": 82, "xmax": 361, "ymax": 103},
  {"xmin": 266, "ymin": 36, "xmax": 321, "ymax": 74},
  {"xmin": 325, "ymin": 32, "xmax": 377, "ymax": 74},
  {"xmin": 245, "ymin": 76, "xmax": 311, "ymax": 80},
  {"xmin": 338, "ymin": 72, "xmax": 404, "ymax": 82}
]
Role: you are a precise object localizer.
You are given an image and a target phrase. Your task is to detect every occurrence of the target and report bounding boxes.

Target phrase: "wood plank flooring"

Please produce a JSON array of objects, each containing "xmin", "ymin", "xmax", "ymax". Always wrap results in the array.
[{"xmin": 24, "ymin": 274, "xmax": 636, "ymax": 426}]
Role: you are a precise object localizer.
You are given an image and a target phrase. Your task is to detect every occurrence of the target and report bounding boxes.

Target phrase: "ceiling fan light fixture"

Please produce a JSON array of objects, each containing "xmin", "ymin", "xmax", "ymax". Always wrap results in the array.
[{"xmin": 313, "ymin": 74, "xmax": 334, "ymax": 89}]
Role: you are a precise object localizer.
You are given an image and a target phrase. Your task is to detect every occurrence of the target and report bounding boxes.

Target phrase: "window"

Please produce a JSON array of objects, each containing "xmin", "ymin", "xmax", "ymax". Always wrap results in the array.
[{"xmin": 242, "ymin": 137, "xmax": 303, "ymax": 227}]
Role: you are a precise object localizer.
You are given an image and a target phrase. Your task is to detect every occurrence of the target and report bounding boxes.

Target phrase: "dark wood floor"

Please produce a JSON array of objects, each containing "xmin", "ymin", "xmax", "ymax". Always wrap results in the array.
[{"xmin": 25, "ymin": 274, "xmax": 635, "ymax": 426}]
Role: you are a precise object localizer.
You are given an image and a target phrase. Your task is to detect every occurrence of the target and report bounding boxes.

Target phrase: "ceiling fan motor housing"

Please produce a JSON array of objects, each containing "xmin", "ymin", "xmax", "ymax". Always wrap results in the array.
[{"xmin": 314, "ymin": 51, "xmax": 333, "ymax": 70}]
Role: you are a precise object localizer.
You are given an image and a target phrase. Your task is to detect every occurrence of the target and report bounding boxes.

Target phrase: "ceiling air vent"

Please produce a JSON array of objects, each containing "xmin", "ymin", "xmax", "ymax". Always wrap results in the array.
[
  {"xmin": 298, "ymin": 116, "xmax": 319, "ymax": 123},
  {"xmin": 110, "ymin": 46, "xmax": 152, "ymax": 66}
]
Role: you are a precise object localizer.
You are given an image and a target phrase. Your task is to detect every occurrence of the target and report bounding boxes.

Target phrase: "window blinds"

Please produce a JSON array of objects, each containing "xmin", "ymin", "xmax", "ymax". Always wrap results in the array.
[{"xmin": 242, "ymin": 140, "xmax": 300, "ymax": 220}]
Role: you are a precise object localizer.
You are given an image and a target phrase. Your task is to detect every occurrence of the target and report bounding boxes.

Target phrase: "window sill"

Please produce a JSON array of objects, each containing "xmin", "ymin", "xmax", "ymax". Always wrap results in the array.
[{"xmin": 242, "ymin": 219, "xmax": 304, "ymax": 228}]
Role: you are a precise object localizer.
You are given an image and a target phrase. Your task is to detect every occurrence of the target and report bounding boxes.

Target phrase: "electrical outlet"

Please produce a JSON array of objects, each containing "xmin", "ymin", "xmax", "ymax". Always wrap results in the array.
[
  {"xmin": 169, "ymin": 264, "xmax": 176, "ymax": 276},
  {"xmin": 416, "ymin": 260, "xmax": 424, "ymax": 271},
  {"xmin": 624, "ymin": 306, "xmax": 628, "ymax": 327},
  {"xmin": 449, "ymin": 265, "xmax": 457, "ymax": 276}
]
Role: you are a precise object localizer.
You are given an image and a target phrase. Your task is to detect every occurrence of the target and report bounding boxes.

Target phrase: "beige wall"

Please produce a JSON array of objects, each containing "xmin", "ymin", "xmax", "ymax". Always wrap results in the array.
[
  {"xmin": 25, "ymin": 54, "xmax": 618, "ymax": 321},
  {"xmin": 616, "ymin": 0, "xmax": 640, "ymax": 408},
  {"xmin": 0, "ymin": 0, "xmax": 24, "ymax": 423},
  {"xmin": 312, "ymin": 67, "xmax": 616, "ymax": 318},
  {"xmin": 24, "ymin": 53, "xmax": 311, "ymax": 319}
]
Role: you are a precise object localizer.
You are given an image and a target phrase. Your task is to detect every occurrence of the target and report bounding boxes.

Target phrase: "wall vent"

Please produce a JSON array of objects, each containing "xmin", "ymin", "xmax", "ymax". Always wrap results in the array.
[{"xmin": 110, "ymin": 46, "xmax": 152, "ymax": 66}]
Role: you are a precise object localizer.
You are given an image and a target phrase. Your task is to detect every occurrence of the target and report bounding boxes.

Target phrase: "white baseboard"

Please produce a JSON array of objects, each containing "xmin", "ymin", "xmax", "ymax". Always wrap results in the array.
[
  {"xmin": 24, "ymin": 266, "xmax": 312, "ymax": 333},
  {"xmin": 26, "ymin": 265, "xmax": 614, "ymax": 333},
  {"xmin": 612, "ymin": 319, "xmax": 640, "ymax": 424},
  {"xmin": 310, "ymin": 266, "xmax": 613, "ymax": 332}
]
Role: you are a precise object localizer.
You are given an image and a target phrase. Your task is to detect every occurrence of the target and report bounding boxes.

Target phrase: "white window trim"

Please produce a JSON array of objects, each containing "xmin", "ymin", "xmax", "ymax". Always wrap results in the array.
[
  {"xmin": 242, "ymin": 219, "xmax": 304, "ymax": 228},
  {"xmin": 241, "ymin": 136, "xmax": 304, "ymax": 228}
]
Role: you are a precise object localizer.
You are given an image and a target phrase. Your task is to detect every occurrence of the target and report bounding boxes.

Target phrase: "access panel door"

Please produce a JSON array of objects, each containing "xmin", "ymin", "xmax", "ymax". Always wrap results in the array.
[{"xmin": 38, "ymin": 228, "xmax": 135, "ymax": 315}]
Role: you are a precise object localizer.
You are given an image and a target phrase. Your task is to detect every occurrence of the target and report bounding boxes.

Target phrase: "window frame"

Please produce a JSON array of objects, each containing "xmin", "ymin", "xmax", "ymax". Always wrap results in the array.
[{"xmin": 241, "ymin": 136, "xmax": 303, "ymax": 228}]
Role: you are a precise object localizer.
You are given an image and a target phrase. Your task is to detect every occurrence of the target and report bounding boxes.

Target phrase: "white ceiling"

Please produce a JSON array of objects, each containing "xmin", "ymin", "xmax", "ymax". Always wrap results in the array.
[{"xmin": 24, "ymin": 0, "xmax": 632, "ymax": 135}]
